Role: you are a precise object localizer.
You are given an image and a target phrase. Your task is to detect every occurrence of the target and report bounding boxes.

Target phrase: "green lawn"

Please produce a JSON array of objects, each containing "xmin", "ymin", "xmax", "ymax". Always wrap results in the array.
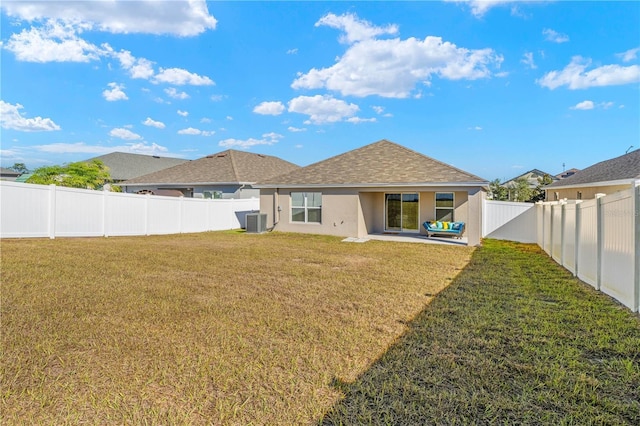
[
  {"xmin": 2, "ymin": 234, "xmax": 638, "ymax": 425},
  {"xmin": 322, "ymin": 239, "xmax": 640, "ymax": 425}
]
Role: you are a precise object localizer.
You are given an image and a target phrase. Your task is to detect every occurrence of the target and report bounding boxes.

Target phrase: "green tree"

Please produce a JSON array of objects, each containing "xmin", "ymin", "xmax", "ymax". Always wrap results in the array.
[
  {"xmin": 8, "ymin": 163, "xmax": 29, "ymax": 174},
  {"xmin": 510, "ymin": 177, "xmax": 534, "ymax": 202},
  {"xmin": 27, "ymin": 160, "xmax": 113, "ymax": 190},
  {"xmin": 528, "ymin": 174, "xmax": 554, "ymax": 202},
  {"xmin": 489, "ymin": 178, "xmax": 508, "ymax": 201}
]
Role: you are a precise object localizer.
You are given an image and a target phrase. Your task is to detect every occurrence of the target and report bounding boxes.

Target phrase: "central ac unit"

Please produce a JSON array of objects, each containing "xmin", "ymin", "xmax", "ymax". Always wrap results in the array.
[{"xmin": 245, "ymin": 213, "xmax": 267, "ymax": 233}]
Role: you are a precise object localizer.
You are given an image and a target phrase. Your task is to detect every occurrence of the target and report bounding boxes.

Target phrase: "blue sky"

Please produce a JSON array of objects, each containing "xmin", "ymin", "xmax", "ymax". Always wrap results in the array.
[{"xmin": 1, "ymin": 1, "xmax": 639, "ymax": 181}]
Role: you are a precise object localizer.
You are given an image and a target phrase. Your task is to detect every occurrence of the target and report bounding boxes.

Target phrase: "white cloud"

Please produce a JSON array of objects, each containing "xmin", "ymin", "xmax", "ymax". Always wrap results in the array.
[
  {"xmin": 543, "ymin": 28, "xmax": 569, "ymax": 43},
  {"xmin": 109, "ymin": 48, "xmax": 155, "ymax": 79},
  {"xmin": 1, "ymin": 0, "xmax": 217, "ymax": 36},
  {"xmin": 253, "ymin": 101, "xmax": 285, "ymax": 115},
  {"xmin": 143, "ymin": 117, "xmax": 165, "ymax": 129},
  {"xmin": 570, "ymin": 100, "xmax": 616, "ymax": 110},
  {"xmin": 316, "ymin": 12, "xmax": 398, "ymax": 44},
  {"xmin": 468, "ymin": 126, "xmax": 483, "ymax": 130},
  {"xmin": 177, "ymin": 110, "xmax": 189, "ymax": 117},
  {"xmin": 102, "ymin": 82, "xmax": 128, "ymax": 101},
  {"xmin": 287, "ymin": 48, "xmax": 298, "ymax": 55},
  {"xmin": 538, "ymin": 56, "xmax": 640, "ymax": 90},
  {"xmin": 4, "ymin": 19, "xmax": 104, "ymax": 63},
  {"xmin": 226, "ymin": 116, "xmax": 233, "ymax": 121},
  {"xmin": 372, "ymin": 106, "xmax": 385, "ymax": 114},
  {"xmin": 218, "ymin": 136, "xmax": 279, "ymax": 149},
  {"xmin": 346, "ymin": 117, "xmax": 377, "ymax": 124},
  {"xmin": 521, "ymin": 52, "xmax": 537, "ymax": 69},
  {"xmin": 445, "ymin": 0, "xmax": 519, "ymax": 17},
  {"xmin": 200, "ymin": 117, "xmax": 212, "ymax": 123},
  {"xmin": 0, "ymin": 100, "xmax": 61, "ymax": 132},
  {"xmin": 32, "ymin": 142, "xmax": 170, "ymax": 155},
  {"xmin": 288, "ymin": 95, "xmax": 360, "ymax": 124},
  {"xmin": 164, "ymin": 87, "xmax": 190, "ymax": 100},
  {"xmin": 153, "ymin": 68, "xmax": 214, "ymax": 86},
  {"xmin": 288, "ymin": 126, "xmax": 307, "ymax": 132},
  {"xmin": 292, "ymin": 31, "xmax": 502, "ymax": 98},
  {"xmin": 109, "ymin": 128, "xmax": 142, "ymax": 140},
  {"xmin": 262, "ymin": 132, "xmax": 283, "ymax": 140},
  {"xmin": 616, "ymin": 47, "xmax": 640, "ymax": 63},
  {"xmin": 178, "ymin": 127, "xmax": 214, "ymax": 136}
]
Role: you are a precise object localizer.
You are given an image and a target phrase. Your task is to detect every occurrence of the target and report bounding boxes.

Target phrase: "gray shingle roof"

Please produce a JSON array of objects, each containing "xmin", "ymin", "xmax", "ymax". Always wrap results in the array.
[
  {"xmin": 122, "ymin": 150, "xmax": 299, "ymax": 185},
  {"xmin": 546, "ymin": 149, "xmax": 640, "ymax": 188},
  {"xmin": 86, "ymin": 152, "xmax": 188, "ymax": 181},
  {"xmin": 258, "ymin": 140, "xmax": 488, "ymax": 187}
]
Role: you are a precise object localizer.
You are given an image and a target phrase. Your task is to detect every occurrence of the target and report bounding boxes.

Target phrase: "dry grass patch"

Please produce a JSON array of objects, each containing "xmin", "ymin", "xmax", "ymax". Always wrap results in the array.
[{"xmin": 1, "ymin": 231, "xmax": 473, "ymax": 425}]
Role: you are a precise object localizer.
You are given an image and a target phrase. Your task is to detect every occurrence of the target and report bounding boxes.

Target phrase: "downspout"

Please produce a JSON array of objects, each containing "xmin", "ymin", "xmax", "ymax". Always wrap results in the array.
[{"xmin": 269, "ymin": 188, "xmax": 280, "ymax": 231}]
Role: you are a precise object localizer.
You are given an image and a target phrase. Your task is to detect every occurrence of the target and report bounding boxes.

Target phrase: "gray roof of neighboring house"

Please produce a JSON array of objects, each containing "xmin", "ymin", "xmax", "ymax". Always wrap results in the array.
[
  {"xmin": 85, "ymin": 152, "xmax": 189, "ymax": 181},
  {"xmin": 257, "ymin": 140, "xmax": 488, "ymax": 187},
  {"xmin": 0, "ymin": 167, "xmax": 21, "ymax": 177},
  {"xmin": 546, "ymin": 149, "xmax": 640, "ymax": 189},
  {"xmin": 502, "ymin": 169, "xmax": 558, "ymax": 188},
  {"xmin": 122, "ymin": 149, "xmax": 300, "ymax": 186}
]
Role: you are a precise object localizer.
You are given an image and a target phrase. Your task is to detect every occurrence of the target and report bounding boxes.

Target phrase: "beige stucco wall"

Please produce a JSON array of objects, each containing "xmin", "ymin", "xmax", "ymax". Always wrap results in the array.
[
  {"xmin": 261, "ymin": 188, "xmax": 362, "ymax": 237},
  {"xmin": 546, "ymin": 184, "xmax": 631, "ymax": 201},
  {"xmin": 260, "ymin": 187, "xmax": 486, "ymax": 244}
]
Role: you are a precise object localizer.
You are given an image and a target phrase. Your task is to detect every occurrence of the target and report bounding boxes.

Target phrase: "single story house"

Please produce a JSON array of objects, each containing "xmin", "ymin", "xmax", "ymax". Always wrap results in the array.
[
  {"xmin": 85, "ymin": 152, "xmax": 189, "ymax": 183},
  {"xmin": 255, "ymin": 140, "xmax": 489, "ymax": 246},
  {"xmin": 0, "ymin": 168, "xmax": 21, "ymax": 181},
  {"xmin": 121, "ymin": 149, "xmax": 299, "ymax": 199},
  {"xmin": 545, "ymin": 149, "xmax": 640, "ymax": 201},
  {"xmin": 502, "ymin": 169, "xmax": 557, "ymax": 201}
]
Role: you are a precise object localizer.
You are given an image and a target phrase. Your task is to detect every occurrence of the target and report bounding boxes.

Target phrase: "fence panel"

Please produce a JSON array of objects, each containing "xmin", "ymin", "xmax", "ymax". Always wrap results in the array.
[
  {"xmin": 543, "ymin": 204, "xmax": 552, "ymax": 255},
  {"xmin": 551, "ymin": 204, "xmax": 563, "ymax": 262},
  {"xmin": 482, "ymin": 200, "xmax": 536, "ymax": 243},
  {"xmin": 182, "ymin": 198, "xmax": 210, "ymax": 233},
  {"xmin": 600, "ymin": 191, "xmax": 635, "ymax": 310},
  {"xmin": 576, "ymin": 199, "xmax": 598, "ymax": 288},
  {"xmin": 0, "ymin": 182, "xmax": 51, "ymax": 238},
  {"xmin": 561, "ymin": 202, "xmax": 577, "ymax": 275},
  {"xmin": 54, "ymin": 186, "xmax": 104, "ymax": 237},
  {"xmin": 0, "ymin": 181, "xmax": 259, "ymax": 239},
  {"xmin": 105, "ymin": 192, "xmax": 148, "ymax": 236}
]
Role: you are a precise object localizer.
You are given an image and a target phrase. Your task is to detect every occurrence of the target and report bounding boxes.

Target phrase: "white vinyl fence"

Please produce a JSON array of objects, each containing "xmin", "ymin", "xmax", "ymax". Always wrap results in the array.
[
  {"xmin": 483, "ymin": 185, "xmax": 639, "ymax": 313},
  {"xmin": 0, "ymin": 181, "xmax": 259, "ymax": 239}
]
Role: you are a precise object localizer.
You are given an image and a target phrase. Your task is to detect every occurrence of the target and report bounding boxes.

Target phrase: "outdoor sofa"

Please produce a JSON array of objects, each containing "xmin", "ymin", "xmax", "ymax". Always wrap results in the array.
[{"xmin": 423, "ymin": 221, "xmax": 465, "ymax": 238}]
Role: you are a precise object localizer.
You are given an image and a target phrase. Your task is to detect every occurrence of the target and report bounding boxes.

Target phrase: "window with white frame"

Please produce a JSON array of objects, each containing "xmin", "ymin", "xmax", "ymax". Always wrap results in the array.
[
  {"xmin": 291, "ymin": 192, "xmax": 322, "ymax": 223},
  {"xmin": 435, "ymin": 192, "xmax": 454, "ymax": 221}
]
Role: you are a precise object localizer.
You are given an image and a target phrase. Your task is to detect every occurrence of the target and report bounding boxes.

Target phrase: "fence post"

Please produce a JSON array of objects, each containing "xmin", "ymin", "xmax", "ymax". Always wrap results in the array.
[
  {"xmin": 634, "ymin": 184, "xmax": 639, "ymax": 312},
  {"xmin": 595, "ymin": 194, "xmax": 605, "ymax": 291},
  {"xmin": 48, "ymin": 184, "xmax": 56, "ymax": 239}
]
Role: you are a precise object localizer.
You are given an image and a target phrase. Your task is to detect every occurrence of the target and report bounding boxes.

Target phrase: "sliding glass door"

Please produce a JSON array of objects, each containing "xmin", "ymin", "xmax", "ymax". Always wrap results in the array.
[{"xmin": 385, "ymin": 193, "xmax": 419, "ymax": 232}]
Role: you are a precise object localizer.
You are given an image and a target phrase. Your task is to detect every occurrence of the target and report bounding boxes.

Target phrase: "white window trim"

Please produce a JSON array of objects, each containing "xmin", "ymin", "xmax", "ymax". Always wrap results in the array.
[
  {"xmin": 291, "ymin": 192, "xmax": 322, "ymax": 224},
  {"xmin": 435, "ymin": 192, "xmax": 455, "ymax": 221}
]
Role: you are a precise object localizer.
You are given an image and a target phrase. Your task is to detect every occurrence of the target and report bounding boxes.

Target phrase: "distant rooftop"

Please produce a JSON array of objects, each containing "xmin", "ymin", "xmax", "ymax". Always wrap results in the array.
[
  {"xmin": 547, "ymin": 150, "xmax": 640, "ymax": 189},
  {"xmin": 85, "ymin": 152, "xmax": 189, "ymax": 181}
]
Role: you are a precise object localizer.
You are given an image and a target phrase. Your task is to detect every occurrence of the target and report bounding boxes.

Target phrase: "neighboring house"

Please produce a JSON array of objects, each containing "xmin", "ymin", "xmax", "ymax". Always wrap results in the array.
[
  {"xmin": 556, "ymin": 168, "xmax": 580, "ymax": 180},
  {"xmin": 255, "ymin": 140, "xmax": 489, "ymax": 246},
  {"xmin": 85, "ymin": 152, "xmax": 189, "ymax": 183},
  {"xmin": 121, "ymin": 149, "xmax": 300, "ymax": 199},
  {"xmin": 502, "ymin": 169, "xmax": 557, "ymax": 201},
  {"xmin": 545, "ymin": 149, "xmax": 640, "ymax": 201},
  {"xmin": 0, "ymin": 168, "xmax": 21, "ymax": 181}
]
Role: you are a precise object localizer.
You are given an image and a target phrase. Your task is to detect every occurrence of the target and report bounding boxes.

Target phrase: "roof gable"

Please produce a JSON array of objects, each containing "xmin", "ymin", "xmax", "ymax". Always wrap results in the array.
[
  {"xmin": 258, "ymin": 140, "xmax": 488, "ymax": 186},
  {"xmin": 122, "ymin": 150, "xmax": 299, "ymax": 185},
  {"xmin": 547, "ymin": 149, "xmax": 640, "ymax": 189}
]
